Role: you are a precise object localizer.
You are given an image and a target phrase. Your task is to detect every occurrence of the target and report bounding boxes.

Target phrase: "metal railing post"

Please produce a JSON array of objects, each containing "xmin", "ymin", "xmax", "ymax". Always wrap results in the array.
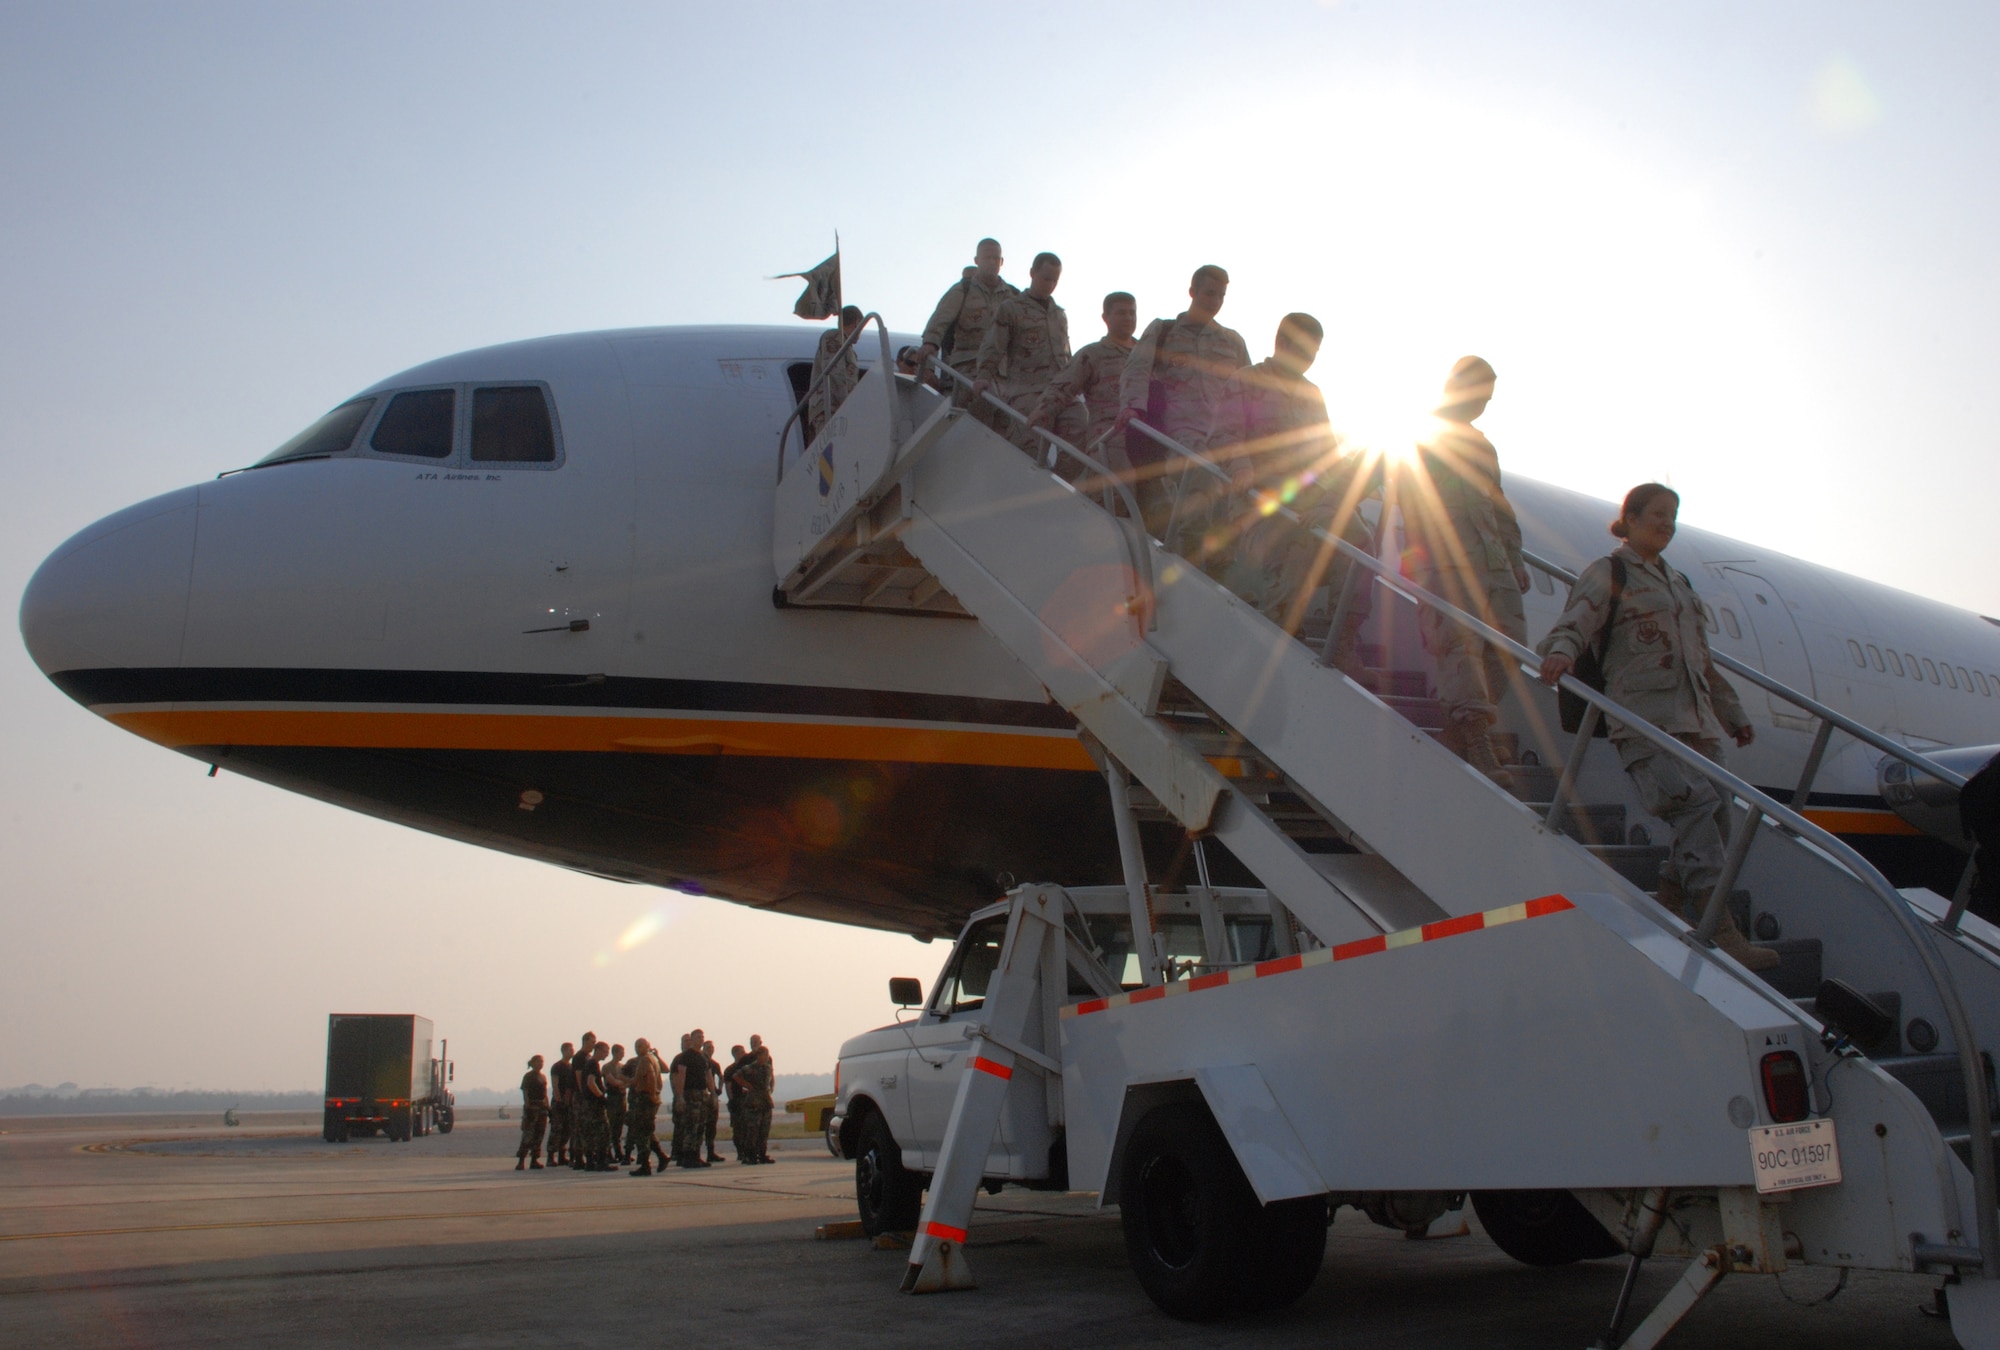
[
  {"xmin": 1944, "ymin": 855, "xmax": 1980, "ymax": 934},
  {"xmin": 1789, "ymin": 718, "xmax": 1835, "ymax": 808},
  {"xmin": 1694, "ymin": 804, "xmax": 1763, "ymax": 945},
  {"xmin": 1545, "ymin": 706, "xmax": 1601, "ymax": 833}
]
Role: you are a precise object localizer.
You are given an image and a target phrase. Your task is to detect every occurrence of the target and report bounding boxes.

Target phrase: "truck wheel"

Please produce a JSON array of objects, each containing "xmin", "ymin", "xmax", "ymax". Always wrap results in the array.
[
  {"xmin": 854, "ymin": 1111, "xmax": 921, "ymax": 1236},
  {"xmin": 1471, "ymin": 1189, "xmax": 1621, "ymax": 1266},
  {"xmin": 437, "ymin": 1104, "xmax": 454, "ymax": 1135},
  {"xmin": 322, "ymin": 1110, "xmax": 341, "ymax": 1144},
  {"xmin": 1119, "ymin": 1103, "xmax": 1262, "ymax": 1320},
  {"xmin": 1241, "ymin": 1195, "xmax": 1329, "ymax": 1313}
]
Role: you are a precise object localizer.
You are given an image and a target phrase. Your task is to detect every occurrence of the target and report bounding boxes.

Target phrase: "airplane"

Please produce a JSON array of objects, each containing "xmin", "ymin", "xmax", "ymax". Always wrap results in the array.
[{"xmin": 19, "ymin": 323, "xmax": 2000, "ymax": 941}]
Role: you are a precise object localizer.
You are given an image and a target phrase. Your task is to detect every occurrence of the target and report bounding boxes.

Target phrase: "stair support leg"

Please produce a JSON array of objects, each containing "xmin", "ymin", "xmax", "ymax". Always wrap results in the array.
[
  {"xmin": 1612, "ymin": 1245, "xmax": 1731, "ymax": 1350},
  {"xmin": 1094, "ymin": 747, "xmax": 1165, "ymax": 987},
  {"xmin": 902, "ymin": 892, "xmax": 1061, "ymax": 1294}
]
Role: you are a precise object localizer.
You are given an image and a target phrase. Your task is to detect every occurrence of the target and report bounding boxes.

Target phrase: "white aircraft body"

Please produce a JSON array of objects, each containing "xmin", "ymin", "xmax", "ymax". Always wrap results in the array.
[{"xmin": 19, "ymin": 325, "xmax": 2000, "ymax": 936}]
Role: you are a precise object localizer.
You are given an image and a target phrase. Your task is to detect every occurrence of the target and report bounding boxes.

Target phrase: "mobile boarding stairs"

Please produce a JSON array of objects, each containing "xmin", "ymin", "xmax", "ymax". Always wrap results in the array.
[{"xmin": 774, "ymin": 318, "xmax": 2000, "ymax": 1346}]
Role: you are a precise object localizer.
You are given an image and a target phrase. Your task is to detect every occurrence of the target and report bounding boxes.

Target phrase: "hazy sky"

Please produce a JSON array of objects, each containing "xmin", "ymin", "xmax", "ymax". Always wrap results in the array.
[{"xmin": 5, "ymin": 3, "xmax": 1997, "ymax": 1092}]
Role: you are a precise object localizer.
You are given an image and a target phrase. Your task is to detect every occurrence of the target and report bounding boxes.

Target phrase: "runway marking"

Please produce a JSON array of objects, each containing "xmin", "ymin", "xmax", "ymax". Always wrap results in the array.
[{"xmin": 0, "ymin": 1180, "xmax": 846, "ymax": 1243}]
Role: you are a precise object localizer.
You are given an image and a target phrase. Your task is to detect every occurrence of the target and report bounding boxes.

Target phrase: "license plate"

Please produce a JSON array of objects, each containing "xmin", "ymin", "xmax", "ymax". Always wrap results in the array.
[{"xmin": 1748, "ymin": 1118, "xmax": 1842, "ymax": 1194}]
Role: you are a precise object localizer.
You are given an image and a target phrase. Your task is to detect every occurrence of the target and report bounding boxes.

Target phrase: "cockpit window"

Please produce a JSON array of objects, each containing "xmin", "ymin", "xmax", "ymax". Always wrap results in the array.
[
  {"xmin": 255, "ymin": 397, "xmax": 376, "ymax": 466},
  {"xmin": 371, "ymin": 389, "xmax": 456, "ymax": 459},
  {"xmin": 471, "ymin": 386, "xmax": 556, "ymax": 463}
]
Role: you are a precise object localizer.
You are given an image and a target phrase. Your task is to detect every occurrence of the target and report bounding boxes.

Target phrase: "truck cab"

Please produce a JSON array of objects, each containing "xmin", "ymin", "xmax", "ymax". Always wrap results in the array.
[{"xmin": 832, "ymin": 884, "xmax": 1280, "ymax": 1231}]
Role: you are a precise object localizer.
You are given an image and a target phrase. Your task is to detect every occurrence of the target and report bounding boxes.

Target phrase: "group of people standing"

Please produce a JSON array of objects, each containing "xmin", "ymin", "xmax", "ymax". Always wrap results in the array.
[
  {"xmin": 513, "ymin": 1030, "xmax": 776, "ymax": 1175},
  {"xmin": 806, "ymin": 237, "xmax": 1778, "ymax": 972}
]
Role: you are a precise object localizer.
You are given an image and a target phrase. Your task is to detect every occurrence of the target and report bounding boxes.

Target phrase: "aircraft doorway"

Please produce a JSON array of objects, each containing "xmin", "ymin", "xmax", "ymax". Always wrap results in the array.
[{"xmin": 1720, "ymin": 567, "xmax": 1815, "ymax": 725}]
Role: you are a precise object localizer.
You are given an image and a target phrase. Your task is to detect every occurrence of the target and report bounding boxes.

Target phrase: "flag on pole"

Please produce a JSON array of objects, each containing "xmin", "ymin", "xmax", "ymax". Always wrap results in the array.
[{"xmin": 773, "ymin": 246, "xmax": 841, "ymax": 321}]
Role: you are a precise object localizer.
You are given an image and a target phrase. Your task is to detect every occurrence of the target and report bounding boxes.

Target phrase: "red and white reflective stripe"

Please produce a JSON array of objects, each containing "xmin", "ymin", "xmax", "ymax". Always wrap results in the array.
[
  {"xmin": 969, "ymin": 1055, "xmax": 1013, "ymax": 1081},
  {"xmin": 1063, "ymin": 894, "xmax": 1575, "ymax": 1019},
  {"xmin": 924, "ymin": 1220, "xmax": 968, "ymax": 1243}
]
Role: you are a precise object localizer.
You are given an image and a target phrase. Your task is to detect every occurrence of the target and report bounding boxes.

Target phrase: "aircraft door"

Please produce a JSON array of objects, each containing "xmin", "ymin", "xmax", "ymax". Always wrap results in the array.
[{"xmin": 1720, "ymin": 568, "xmax": 1816, "ymax": 721}]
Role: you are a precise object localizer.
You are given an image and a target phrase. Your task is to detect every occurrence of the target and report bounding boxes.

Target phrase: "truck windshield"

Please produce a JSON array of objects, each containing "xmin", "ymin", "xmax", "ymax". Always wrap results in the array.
[{"xmin": 934, "ymin": 916, "xmax": 1008, "ymax": 1015}]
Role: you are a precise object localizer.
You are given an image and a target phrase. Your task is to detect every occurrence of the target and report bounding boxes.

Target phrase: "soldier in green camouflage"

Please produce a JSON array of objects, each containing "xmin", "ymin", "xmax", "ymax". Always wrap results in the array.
[
  {"xmin": 739, "ymin": 1041, "xmax": 775, "ymax": 1164},
  {"xmin": 721, "ymin": 1044, "xmax": 752, "ymax": 1162},
  {"xmin": 1115, "ymin": 265, "xmax": 1252, "ymax": 545},
  {"xmin": 602, "ymin": 1042, "xmax": 629, "ymax": 1165},
  {"xmin": 972, "ymin": 252, "xmax": 1071, "ymax": 452},
  {"xmin": 626, "ymin": 1038, "xmax": 665, "ymax": 1176},
  {"xmin": 1211, "ymin": 313, "xmax": 1378, "ymax": 670},
  {"xmin": 1031, "ymin": 291, "xmax": 1136, "ymax": 482},
  {"xmin": 547, "ymin": 1040, "xmax": 575, "ymax": 1167},
  {"xmin": 1401, "ymin": 357, "xmax": 1530, "ymax": 786},
  {"xmin": 515, "ymin": 1055, "xmax": 548, "ymax": 1171},
  {"xmin": 920, "ymin": 239, "xmax": 1018, "ymax": 391}
]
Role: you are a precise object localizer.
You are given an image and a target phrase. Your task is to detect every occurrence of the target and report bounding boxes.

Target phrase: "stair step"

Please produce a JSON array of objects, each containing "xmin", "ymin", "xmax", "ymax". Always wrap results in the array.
[
  {"xmin": 1584, "ymin": 843, "xmax": 1667, "ymax": 890},
  {"xmin": 1378, "ymin": 694, "xmax": 1443, "ymax": 729},
  {"xmin": 1507, "ymin": 766, "xmax": 1561, "ymax": 803},
  {"xmin": 1758, "ymin": 938, "xmax": 1825, "ymax": 1001},
  {"xmin": 1551, "ymin": 803, "xmax": 1627, "ymax": 847},
  {"xmin": 1360, "ymin": 667, "xmax": 1429, "ymax": 699},
  {"xmin": 1879, "ymin": 1052, "xmax": 1999, "ymax": 1133}
]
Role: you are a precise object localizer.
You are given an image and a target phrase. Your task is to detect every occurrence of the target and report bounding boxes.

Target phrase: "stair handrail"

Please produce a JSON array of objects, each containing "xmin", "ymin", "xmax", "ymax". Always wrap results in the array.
[
  {"xmin": 1520, "ymin": 549, "xmax": 1972, "ymax": 792},
  {"xmin": 1122, "ymin": 415, "xmax": 2000, "ymax": 1273},
  {"xmin": 774, "ymin": 312, "xmax": 898, "ymax": 485},
  {"xmin": 925, "ymin": 357, "xmax": 1156, "ymax": 630}
]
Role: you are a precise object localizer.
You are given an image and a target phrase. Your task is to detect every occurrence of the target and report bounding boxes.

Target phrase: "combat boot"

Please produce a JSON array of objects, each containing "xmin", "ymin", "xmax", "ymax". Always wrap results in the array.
[
  {"xmin": 1456, "ymin": 715, "xmax": 1513, "ymax": 790},
  {"xmin": 529, "ymin": 1159, "xmax": 544, "ymax": 1170},
  {"xmin": 515, "ymin": 1158, "xmax": 526, "ymax": 1171},
  {"xmin": 1711, "ymin": 911, "xmax": 1782, "ymax": 972},
  {"xmin": 630, "ymin": 1161, "xmax": 652, "ymax": 1177}
]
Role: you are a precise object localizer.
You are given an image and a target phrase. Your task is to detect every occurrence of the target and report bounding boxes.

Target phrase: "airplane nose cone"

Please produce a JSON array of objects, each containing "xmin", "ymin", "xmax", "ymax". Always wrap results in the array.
[{"xmin": 19, "ymin": 486, "xmax": 201, "ymax": 699}]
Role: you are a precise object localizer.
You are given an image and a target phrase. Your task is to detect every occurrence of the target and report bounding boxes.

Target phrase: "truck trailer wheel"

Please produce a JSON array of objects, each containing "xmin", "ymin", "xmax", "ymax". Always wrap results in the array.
[
  {"xmin": 1470, "ymin": 1189, "xmax": 1621, "ymax": 1266},
  {"xmin": 1119, "ymin": 1103, "xmax": 1276, "ymax": 1320},
  {"xmin": 436, "ymin": 1104, "xmax": 454, "ymax": 1135},
  {"xmin": 854, "ymin": 1111, "xmax": 921, "ymax": 1236}
]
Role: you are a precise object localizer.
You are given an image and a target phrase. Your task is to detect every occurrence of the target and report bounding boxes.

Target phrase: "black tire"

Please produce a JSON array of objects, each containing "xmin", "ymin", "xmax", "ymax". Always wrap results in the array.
[
  {"xmin": 436, "ymin": 1104, "xmax": 454, "ymax": 1135},
  {"xmin": 1243, "ymin": 1195, "xmax": 1329, "ymax": 1313},
  {"xmin": 322, "ymin": 1109, "xmax": 341, "ymax": 1144},
  {"xmin": 1120, "ymin": 1102, "xmax": 1298, "ymax": 1320},
  {"xmin": 854, "ymin": 1109, "xmax": 922, "ymax": 1236},
  {"xmin": 1471, "ymin": 1189, "xmax": 1622, "ymax": 1266}
]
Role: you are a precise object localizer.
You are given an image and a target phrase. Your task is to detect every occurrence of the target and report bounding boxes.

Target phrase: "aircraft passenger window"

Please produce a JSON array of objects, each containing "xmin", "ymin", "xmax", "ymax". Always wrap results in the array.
[
  {"xmin": 1959, "ymin": 666, "xmax": 1974, "ymax": 693},
  {"xmin": 933, "ymin": 916, "xmax": 1008, "ymax": 1015},
  {"xmin": 371, "ymin": 389, "xmax": 456, "ymax": 459},
  {"xmin": 1886, "ymin": 650, "xmax": 1905, "ymax": 677},
  {"xmin": 1942, "ymin": 664, "xmax": 1958, "ymax": 689},
  {"xmin": 470, "ymin": 386, "xmax": 557, "ymax": 464},
  {"xmin": 1848, "ymin": 640, "xmax": 1866, "ymax": 667},
  {"xmin": 1720, "ymin": 609, "xmax": 1742, "ymax": 640},
  {"xmin": 1534, "ymin": 570, "xmax": 1555, "ymax": 595},
  {"xmin": 1700, "ymin": 603, "xmax": 1718, "ymax": 633},
  {"xmin": 256, "ymin": 397, "xmax": 377, "ymax": 466},
  {"xmin": 1924, "ymin": 658, "xmax": 1941, "ymax": 684},
  {"xmin": 1866, "ymin": 644, "xmax": 1885, "ymax": 672},
  {"xmin": 1905, "ymin": 652, "xmax": 1922, "ymax": 679}
]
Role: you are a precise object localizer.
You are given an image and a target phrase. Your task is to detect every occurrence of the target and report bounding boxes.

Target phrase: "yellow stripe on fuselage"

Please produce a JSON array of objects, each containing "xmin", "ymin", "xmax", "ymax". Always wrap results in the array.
[{"xmin": 106, "ymin": 708, "xmax": 1099, "ymax": 771}]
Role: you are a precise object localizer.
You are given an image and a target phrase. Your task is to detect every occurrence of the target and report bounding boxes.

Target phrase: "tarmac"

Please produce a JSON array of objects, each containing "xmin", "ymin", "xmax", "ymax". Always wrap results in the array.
[{"xmin": 0, "ymin": 1111, "xmax": 1961, "ymax": 1348}]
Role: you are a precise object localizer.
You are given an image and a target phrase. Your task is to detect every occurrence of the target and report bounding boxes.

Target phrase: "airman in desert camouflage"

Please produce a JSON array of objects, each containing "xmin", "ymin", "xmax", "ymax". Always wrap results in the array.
[
  {"xmin": 1537, "ymin": 482, "xmax": 1777, "ymax": 973},
  {"xmin": 921, "ymin": 239, "xmax": 1018, "ymax": 388},
  {"xmin": 1400, "ymin": 356, "xmax": 1530, "ymax": 786},
  {"xmin": 806, "ymin": 305, "xmax": 864, "ymax": 442},
  {"xmin": 1031, "ymin": 290, "xmax": 1137, "ymax": 471},
  {"xmin": 1116, "ymin": 265, "xmax": 1252, "ymax": 544},
  {"xmin": 974, "ymin": 252, "xmax": 1071, "ymax": 453},
  {"xmin": 1211, "ymin": 314, "xmax": 1378, "ymax": 670}
]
